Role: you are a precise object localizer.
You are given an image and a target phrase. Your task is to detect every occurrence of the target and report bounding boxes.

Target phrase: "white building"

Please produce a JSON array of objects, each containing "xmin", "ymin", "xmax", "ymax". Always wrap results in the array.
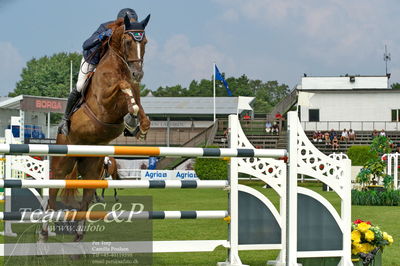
[{"xmin": 297, "ymin": 75, "xmax": 400, "ymax": 131}]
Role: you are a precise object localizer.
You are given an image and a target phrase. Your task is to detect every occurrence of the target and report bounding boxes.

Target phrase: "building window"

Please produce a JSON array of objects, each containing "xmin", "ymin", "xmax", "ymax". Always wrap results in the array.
[
  {"xmin": 391, "ymin": 109, "xmax": 400, "ymax": 122},
  {"xmin": 309, "ymin": 109, "xmax": 320, "ymax": 122}
]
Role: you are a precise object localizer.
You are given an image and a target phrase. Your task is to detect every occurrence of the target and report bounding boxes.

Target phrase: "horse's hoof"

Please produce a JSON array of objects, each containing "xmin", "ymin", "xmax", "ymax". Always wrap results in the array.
[
  {"xmin": 114, "ymin": 196, "xmax": 119, "ymax": 202},
  {"xmin": 37, "ymin": 231, "xmax": 48, "ymax": 243},
  {"xmin": 94, "ymin": 196, "xmax": 104, "ymax": 203},
  {"xmin": 73, "ymin": 234, "xmax": 84, "ymax": 242}
]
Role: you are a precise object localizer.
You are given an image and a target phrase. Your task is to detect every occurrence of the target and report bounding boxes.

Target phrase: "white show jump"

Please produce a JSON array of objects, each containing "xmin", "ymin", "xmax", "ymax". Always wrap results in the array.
[{"xmin": 0, "ymin": 112, "xmax": 352, "ymax": 266}]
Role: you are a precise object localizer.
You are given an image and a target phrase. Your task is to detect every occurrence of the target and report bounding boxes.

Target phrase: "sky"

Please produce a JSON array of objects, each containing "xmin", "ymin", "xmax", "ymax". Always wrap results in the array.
[{"xmin": 0, "ymin": 0, "xmax": 399, "ymax": 96}]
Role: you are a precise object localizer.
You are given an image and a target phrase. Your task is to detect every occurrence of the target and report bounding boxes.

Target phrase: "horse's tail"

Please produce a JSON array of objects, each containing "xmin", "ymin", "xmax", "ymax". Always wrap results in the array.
[{"xmin": 60, "ymin": 163, "xmax": 80, "ymax": 206}]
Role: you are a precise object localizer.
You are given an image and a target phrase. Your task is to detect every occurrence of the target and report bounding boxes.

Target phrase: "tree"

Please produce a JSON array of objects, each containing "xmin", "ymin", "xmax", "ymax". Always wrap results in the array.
[
  {"xmin": 391, "ymin": 83, "xmax": 400, "ymax": 90},
  {"xmin": 153, "ymin": 74, "xmax": 289, "ymax": 113},
  {"xmin": 9, "ymin": 52, "xmax": 82, "ymax": 98}
]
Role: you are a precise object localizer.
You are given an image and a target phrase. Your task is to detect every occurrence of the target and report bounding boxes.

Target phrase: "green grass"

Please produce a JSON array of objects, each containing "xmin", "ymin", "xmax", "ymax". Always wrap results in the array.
[{"xmin": 0, "ymin": 181, "xmax": 399, "ymax": 265}]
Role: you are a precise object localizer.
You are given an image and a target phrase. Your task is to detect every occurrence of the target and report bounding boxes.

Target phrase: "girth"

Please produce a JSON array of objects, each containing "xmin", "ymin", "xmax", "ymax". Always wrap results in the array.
[{"xmin": 82, "ymin": 103, "xmax": 123, "ymax": 130}]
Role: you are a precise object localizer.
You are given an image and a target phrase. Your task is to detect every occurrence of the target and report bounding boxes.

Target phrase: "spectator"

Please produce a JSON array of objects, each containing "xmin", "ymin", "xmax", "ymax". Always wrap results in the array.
[
  {"xmin": 221, "ymin": 128, "xmax": 228, "ymax": 146},
  {"xmin": 332, "ymin": 136, "xmax": 339, "ymax": 151},
  {"xmin": 348, "ymin": 129, "xmax": 356, "ymax": 142},
  {"xmin": 312, "ymin": 130, "xmax": 318, "ymax": 142},
  {"xmin": 379, "ymin": 129, "xmax": 386, "ymax": 137},
  {"xmin": 272, "ymin": 122, "xmax": 279, "ymax": 135},
  {"xmin": 317, "ymin": 131, "xmax": 323, "ymax": 142},
  {"xmin": 397, "ymin": 143, "xmax": 400, "ymax": 153},
  {"xmin": 340, "ymin": 129, "xmax": 349, "ymax": 143},
  {"xmin": 324, "ymin": 131, "xmax": 331, "ymax": 146},
  {"xmin": 329, "ymin": 129, "xmax": 337, "ymax": 142},
  {"xmin": 243, "ymin": 113, "xmax": 251, "ymax": 125},
  {"xmin": 388, "ymin": 138, "xmax": 395, "ymax": 149},
  {"xmin": 265, "ymin": 121, "xmax": 272, "ymax": 134},
  {"xmin": 371, "ymin": 129, "xmax": 378, "ymax": 139}
]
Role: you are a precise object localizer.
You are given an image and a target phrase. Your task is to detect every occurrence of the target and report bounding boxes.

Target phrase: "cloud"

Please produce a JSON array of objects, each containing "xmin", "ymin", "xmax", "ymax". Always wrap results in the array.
[
  {"xmin": 213, "ymin": 0, "xmax": 399, "ymax": 75},
  {"xmin": 146, "ymin": 34, "xmax": 234, "ymax": 88},
  {"xmin": 0, "ymin": 42, "xmax": 24, "ymax": 96}
]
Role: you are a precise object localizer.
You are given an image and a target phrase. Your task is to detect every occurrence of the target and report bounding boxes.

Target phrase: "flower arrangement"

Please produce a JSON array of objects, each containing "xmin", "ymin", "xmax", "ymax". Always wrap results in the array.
[{"xmin": 351, "ymin": 219, "xmax": 394, "ymax": 257}]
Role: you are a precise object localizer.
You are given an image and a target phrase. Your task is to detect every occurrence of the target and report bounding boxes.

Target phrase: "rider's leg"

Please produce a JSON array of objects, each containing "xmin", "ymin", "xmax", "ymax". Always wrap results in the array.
[{"xmin": 59, "ymin": 58, "xmax": 95, "ymax": 135}]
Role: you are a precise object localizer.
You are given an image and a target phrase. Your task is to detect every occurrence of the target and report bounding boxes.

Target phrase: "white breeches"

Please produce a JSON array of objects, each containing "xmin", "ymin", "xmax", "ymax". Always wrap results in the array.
[{"xmin": 76, "ymin": 58, "xmax": 96, "ymax": 92}]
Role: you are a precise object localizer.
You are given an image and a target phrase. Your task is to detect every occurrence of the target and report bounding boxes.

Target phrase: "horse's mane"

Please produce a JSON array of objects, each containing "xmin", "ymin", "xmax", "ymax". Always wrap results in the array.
[
  {"xmin": 100, "ymin": 17, "xmax": 138, "ymax": 58},
  {"xmin": 98, "ymin": 19, "xmax": 125, "ymax": 59}
]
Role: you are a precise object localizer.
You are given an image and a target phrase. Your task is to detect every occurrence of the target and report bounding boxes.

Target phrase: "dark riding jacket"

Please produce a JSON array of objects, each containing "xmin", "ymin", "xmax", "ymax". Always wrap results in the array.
[{"xmin": 82, "ymin": 20, "xmax": 113, "ymax": 65}]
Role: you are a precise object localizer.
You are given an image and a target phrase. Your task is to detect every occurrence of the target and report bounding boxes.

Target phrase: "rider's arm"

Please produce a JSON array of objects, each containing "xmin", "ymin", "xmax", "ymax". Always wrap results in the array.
[{"xmin": 82, "ymin": 22, "xmax": 112, "ymax": 51}]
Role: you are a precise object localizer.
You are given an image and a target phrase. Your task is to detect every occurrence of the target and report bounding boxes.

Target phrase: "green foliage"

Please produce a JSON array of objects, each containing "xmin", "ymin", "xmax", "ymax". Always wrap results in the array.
[
  {"xmin": 347, "ymin": 146, "xmax": 374, "ymax": 166},
  {"xmin": 194, "ymin": 146, "xmax": 228, "ymax": 180},
  {"xmin": 391, "ymin": 82, "xmax": 400, "ymax": 90},
  {"xmin": 351, "ymin": 189, "xmax": 400, "ymax": 206},
  {"xmin": 153, "ymin": 74, "xmax": 290, "ymax": 113},
  {"xmin": 194, "ymin": 158, "xmax": 228, "ymax": 180},
  {"xmin": 383, "ymin": 174, "xmax": 394, "ymax": 190},
  {"xmin": 364, "ymin": 159, "xmax": 386, "ymax": 185},
  {"xmin": 354, "ymin": 136, "xmax": 393, "ymax": 187},
  {"xmin": 356, "ymin": 168, "xmax": 372, "ymax": 188},
  {"xmin": 9, "ymin": 52, "xmax": 82, "ymax": 98},
  {"xmin": 370, "ymin": 136, "xmax": 392, "ymax": 156}
]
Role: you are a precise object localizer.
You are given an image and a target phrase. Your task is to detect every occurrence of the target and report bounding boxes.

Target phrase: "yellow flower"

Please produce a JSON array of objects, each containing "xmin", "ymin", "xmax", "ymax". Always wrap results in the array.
[
  {"xmin": 352, "ymin": 243, "xmax": 363, "ymax": 254},
  {"xmin": 352, "ymin": 248, "xmax": 359, "ymax": 255},
  {"xmin": 383, "ymin": 232, "xmax": 389, "ymax": 240},
  {"xmin": 358, "ymin": 243, "xmax": 368, "ymax": 254},
  {"xmin": 388, "ymin": 235, "xmax": 394, "ymax": 245},
  {"xmin": 352, "ymin": 230, "xmax": 361, "ymax": 243},
  {"xmin": 364, "ymin": 243, "xmax": 375, "ymax": 253},
  {"xmin": 357, "ymin": 222, "xmax": 371, "ymax": 233},
  {"xmin": 365, "ymin": 230, "xmax": 375, "ymax": 242}
]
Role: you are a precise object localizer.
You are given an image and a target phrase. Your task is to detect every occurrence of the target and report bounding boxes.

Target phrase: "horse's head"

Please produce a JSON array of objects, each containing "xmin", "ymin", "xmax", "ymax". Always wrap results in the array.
[{"xmin": 109, "ymin": 15, "xmax": 150, "ymax": 82}]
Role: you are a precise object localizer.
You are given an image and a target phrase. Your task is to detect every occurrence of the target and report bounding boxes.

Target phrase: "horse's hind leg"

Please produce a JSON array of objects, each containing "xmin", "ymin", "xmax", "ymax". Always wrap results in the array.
[
  {"xmin": 114, "ymin": 189, "xmax": 119, "ymax": 202},
  {"xmin": 101, "ymin": 188, "xmax": 106, "ymax": 201},
  {"xmin": 74, "ymin": 157, "xmax": 103, "ymax": 242},
  {"xmin": 39, "ymin": 157, "xmax": 76, "ymax": 243}
]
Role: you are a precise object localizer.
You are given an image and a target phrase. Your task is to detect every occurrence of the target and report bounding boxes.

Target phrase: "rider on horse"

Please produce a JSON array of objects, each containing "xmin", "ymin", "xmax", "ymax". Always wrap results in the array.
[{"xmin": 59, "ymin": 8, "xmax": 139, "ymax": 136}]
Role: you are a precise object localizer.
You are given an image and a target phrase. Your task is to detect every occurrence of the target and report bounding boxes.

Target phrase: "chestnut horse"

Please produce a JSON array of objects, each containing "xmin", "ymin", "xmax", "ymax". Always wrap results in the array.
[
  {"xmin": 39, "ymin": 15, "xmax": 151, "ymax": 244},
  {"xmin": 95, "ymin": 157, "xmax": 121, "ymax": 202}
]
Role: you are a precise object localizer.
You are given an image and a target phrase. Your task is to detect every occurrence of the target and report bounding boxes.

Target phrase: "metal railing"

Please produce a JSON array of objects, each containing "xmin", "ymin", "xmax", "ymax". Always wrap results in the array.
[
  {"xmin": 301, "ymin": 121, "xmax": 400, "ymax": 132},
  {"xmin": 266, "ymin": 89, "xmax": 298, "ymax": 121}
]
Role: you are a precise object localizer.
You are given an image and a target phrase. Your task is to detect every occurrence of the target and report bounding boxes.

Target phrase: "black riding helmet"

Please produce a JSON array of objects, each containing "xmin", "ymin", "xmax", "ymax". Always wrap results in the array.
[{"xmin": 117, "ymin": 8, "xmax": 138, "ymax": 21}]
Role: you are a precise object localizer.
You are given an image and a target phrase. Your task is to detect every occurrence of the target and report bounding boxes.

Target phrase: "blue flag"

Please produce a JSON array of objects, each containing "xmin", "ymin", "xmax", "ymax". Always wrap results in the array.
[{"xmin": 215, "ymin": 65, "xmax": 233, "ymax": 96}]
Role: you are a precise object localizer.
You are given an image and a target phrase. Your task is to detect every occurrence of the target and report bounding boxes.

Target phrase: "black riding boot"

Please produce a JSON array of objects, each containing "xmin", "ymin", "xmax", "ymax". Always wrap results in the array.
[{"xmin": 59, "ymin": 89, "xmax": 81, "ymax": 135}]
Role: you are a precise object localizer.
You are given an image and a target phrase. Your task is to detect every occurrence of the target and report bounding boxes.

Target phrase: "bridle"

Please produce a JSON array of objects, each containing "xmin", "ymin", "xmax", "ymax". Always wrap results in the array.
[{"xmin": 107, "ymin": 28, "xmax": 145, "ymax": 70}]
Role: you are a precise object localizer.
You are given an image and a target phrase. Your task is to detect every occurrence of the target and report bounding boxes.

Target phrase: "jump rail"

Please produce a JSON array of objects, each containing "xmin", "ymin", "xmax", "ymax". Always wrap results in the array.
[
  {"xmin": 0, "ymin": 144, "xmax": 287, "ymax": 158},
  {"xmin": 0, "ymin": 179, "xmax": 229, "ymax": 189},
  {"xmin": 0, "ymin": 210, "xmax": 229, "ymax": 221}
]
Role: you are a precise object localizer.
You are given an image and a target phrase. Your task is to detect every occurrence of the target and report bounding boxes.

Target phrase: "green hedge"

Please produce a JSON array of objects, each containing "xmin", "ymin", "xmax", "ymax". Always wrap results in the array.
[
  {"xmin": 352, "ymin": 190, "xmax": 400, "ymax": 206},
  {"xmin": 347, "ymin": 146, "xmax": 375, "ymax": 166},
  {"xmin": 194, "ymin": 146, "xmax": 228, "ymax": 180},
  {"xmin": 194, "ymin": 157, "xmax": 228, "ymax": 180}
]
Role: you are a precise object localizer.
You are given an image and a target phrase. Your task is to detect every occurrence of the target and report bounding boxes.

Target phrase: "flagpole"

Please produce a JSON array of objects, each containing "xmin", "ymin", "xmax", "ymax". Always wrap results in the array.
[{"xmin": 213, "ymin": 62, "xmax": 216, "ymax": 123}]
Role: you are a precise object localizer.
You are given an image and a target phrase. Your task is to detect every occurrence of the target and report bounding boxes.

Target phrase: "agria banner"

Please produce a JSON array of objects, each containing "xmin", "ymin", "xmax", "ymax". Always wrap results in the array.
[{"xmin": 140, "ymin": 170, "xmax": 199, "ymax": 180}]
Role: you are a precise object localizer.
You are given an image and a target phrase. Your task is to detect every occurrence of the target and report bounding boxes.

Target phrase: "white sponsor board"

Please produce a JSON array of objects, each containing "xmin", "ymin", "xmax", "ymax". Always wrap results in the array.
[{"xmin": 141, "ymin": 170, "xmax": 199, "ymax": 180}]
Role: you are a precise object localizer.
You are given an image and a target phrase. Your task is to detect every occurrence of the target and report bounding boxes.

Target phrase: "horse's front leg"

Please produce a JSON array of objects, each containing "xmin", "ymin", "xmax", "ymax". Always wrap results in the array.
[
  {"xmin": 128, "ymin": 81, "xmax": 150, "ymax": 139},
  {"xmin": 135, "ymin": 105, "xmax": 150, "ymax": 139}
]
